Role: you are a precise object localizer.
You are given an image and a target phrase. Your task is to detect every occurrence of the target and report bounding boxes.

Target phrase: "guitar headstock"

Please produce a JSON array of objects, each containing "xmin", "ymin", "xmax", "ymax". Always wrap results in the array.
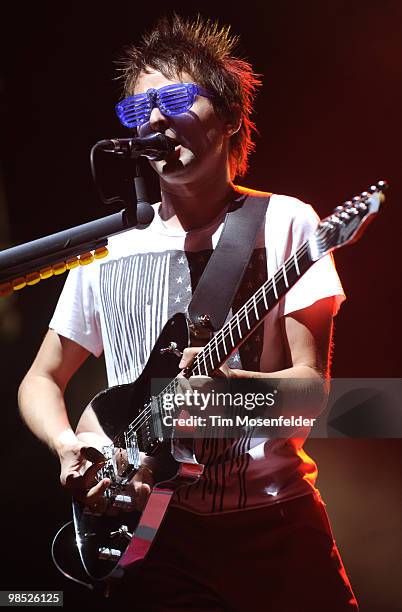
[{"xmin": 309, "ymin": 180, "xmax": 388, "ymax": 260}]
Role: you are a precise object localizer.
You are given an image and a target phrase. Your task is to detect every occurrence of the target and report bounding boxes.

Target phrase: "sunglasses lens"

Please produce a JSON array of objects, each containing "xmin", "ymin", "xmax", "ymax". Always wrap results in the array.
[
  {"xmin": 116, "ymin": 93, "xmax": 152, "ymax": 128},
  {"xmin": 158, "ymin": 84, "xmax": 194, "ymax": 116}
]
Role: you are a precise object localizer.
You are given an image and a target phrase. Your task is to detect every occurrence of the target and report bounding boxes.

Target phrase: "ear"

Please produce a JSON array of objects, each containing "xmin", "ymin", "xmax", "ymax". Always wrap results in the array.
[{"xmin": 223, "ymin": 105, "xmax": 242, "ymax": 137}]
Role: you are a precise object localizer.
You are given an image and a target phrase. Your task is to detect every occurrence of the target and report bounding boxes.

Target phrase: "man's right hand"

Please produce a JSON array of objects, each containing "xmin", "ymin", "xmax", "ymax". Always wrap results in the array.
[
  {"xmin": 58, "ymin": 438, "xmax": 111, "ymax": 511},
  {"xmin": 57, "ymin": 432, "xmax": 153, "ymax": 513}
]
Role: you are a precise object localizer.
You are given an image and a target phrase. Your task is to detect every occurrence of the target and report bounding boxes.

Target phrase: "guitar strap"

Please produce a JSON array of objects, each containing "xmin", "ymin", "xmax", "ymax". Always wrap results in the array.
[{"xmin": 188, "ymin": 192, "xmax": 271, "ymax": 336}]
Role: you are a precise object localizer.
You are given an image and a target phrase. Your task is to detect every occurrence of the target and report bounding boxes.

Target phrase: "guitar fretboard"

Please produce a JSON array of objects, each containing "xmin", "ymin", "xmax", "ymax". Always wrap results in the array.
[{"xmin": 189, "ymin": 242, "xmax": 313, "ymax": 376}]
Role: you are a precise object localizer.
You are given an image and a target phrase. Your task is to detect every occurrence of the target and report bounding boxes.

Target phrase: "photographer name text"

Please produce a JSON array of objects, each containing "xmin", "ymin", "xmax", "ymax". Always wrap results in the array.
[{"xmin": 162, "ymin": 414, "xmax": 316, "ymax": 428}]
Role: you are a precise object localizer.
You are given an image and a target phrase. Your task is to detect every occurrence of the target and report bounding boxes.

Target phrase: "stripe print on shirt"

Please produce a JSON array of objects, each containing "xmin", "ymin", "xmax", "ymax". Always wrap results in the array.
[{"xmin": 99, "ymin": 251, "xmax": 170, "ymax": 385}]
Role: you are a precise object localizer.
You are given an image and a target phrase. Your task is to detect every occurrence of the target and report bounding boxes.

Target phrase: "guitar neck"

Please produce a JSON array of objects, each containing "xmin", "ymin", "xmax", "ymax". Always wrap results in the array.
[
  {"xmin": 120, "ymin": 181, "xmax": 386, "ymax": 439},
  {"xmin": 188, "ymin": 241, "xmax": 314, "ymax": 376}
]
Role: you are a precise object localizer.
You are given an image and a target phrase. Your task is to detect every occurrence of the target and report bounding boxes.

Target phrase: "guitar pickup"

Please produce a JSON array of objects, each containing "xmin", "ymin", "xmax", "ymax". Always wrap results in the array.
[
  {"xmin": 125, "ymin": 431, "xmax": 140, "ymax": 467},
  {"xmin": 151, "ymin": 396, "xmax": 163, "ymax": 440},
  {"xmin": 110, "ymin": 436, "xmax": 140, "ymax": 480}
]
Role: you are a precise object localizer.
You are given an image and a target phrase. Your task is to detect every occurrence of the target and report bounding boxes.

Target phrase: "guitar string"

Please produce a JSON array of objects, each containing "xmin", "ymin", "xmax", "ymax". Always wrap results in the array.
[
  {"xmin": 119, "ymin": 205, "xmax": 373, "ymax": 447},
  {"xmin": 119, "ymin": 210, "xmax": 367, "ymax": 442},
  {"xmin": 100, "ymin": 203, "xmax": 373, "ymax": 456},
  {"xmin": 131, "ymin": 195, "xmax": 379, "ymax": 445},
  {"xmin": 188, "ymin": 239, "xmax": 316, "ymax": 374},
  {"xmin": 123, "ymin": 238, "xmax": 317, "ymax": 438},
  {"xmin": 119, "ymin": 222, "xmax": 337, "ymax": 441},
  {"xmin": 123, "ymin": 222, "xmax": 340, "ymax": 440},
  {"xmin": 109, "ymin": 200, "xmax": 373, "ymax": 447},
  {"xmin": 191, "ymin": 219, "xmax": 338, "ymax": 371}
]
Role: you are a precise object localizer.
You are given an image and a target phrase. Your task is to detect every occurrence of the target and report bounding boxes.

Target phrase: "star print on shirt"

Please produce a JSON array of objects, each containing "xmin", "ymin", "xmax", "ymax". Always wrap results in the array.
[
  {"xmin": 175, "ymin": 295, "xmax": 181, "ymax": 303},
  {"xmin": 186, "ymin": 285, "xmax": 192, "ymax": 292},
  {"xmin": 178, "ymin": 256, "xmax": 185, "ymax": 264},
  {"xmin": 176, "ymin": 277, "xmax": 183, "ymax": 284}
]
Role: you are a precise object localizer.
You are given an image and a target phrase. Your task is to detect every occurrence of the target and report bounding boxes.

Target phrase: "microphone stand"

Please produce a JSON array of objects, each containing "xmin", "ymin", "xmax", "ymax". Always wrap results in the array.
[{"xmin": 0, "ymin": 147, "xmax": 155, "ymax": 296}]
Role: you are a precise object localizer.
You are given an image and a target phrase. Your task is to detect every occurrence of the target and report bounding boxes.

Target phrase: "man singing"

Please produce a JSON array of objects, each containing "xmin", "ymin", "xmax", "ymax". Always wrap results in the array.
[{"xmin": 18, "ymin": 14, "xmax": 358, "ymax": 610}]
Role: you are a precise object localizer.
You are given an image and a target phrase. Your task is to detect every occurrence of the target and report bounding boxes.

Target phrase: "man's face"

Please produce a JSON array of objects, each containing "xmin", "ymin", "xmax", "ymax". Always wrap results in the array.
[{"xmin": 133, "ymin": 69, "xmax": 231, "ymax": 185}]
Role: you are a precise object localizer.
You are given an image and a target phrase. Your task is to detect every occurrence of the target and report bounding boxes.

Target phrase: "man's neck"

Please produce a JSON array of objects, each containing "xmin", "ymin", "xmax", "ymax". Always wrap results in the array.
[{"xmin": 158, "ymin": 173, "xmax": 236, "ymax": 232}]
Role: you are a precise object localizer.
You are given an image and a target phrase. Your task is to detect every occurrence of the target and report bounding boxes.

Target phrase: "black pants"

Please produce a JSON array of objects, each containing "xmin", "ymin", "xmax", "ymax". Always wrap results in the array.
[{"xmin": 107, "ymin": 494, "xmax": 358, "ymax": 611}]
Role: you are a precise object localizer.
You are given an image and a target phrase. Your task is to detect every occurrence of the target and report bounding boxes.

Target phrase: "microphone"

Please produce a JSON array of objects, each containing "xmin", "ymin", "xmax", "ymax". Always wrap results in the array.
[{"xmin": 97, "ymin": 133, "xmax": 175, "ymax": 160}]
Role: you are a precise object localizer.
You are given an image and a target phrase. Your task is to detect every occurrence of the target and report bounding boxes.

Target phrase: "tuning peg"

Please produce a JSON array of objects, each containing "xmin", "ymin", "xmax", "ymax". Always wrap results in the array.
[
  {"xmin": 319, "ymin": 220, "xmax": 332, "ymax": 229},
  {"xmin": 352, "ymin": 196, "xmax": 361, "ymax": 205},
  {"xmin": 376, "ymin": 180, "xmax": 388, "ymax": 191},
  {"xmin": 360, "ymin": 191, "xmax": 369, "ymax": 200},
  {"xmin": 368, "ymin": 185, "xmax": 377, "ymax": 193},
  {"xmin": 334, "ymin": 206, "xmax": 345, "ymax": 212}
]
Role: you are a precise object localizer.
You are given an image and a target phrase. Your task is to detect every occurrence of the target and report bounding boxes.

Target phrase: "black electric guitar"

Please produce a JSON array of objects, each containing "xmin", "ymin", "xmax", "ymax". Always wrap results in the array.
[{"xmin": 53, "ymin": 181, "xmax": 386, "ymax": 588}]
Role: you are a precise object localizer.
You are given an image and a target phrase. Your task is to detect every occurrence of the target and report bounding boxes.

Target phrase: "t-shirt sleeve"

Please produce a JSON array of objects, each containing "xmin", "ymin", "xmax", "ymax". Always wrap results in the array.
[
  {"xmin": 269, "ymin": 197, "xmax": 345, "ymax": 317},
  {"xmin": 49, "ymin": 265, "xmax": 103, "ymax": 357}
]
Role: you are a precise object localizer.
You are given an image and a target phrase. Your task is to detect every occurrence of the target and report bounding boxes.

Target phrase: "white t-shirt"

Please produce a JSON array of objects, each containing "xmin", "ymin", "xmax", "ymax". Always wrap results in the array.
[{"xmin": 50, "ymin": 193, "xmax": 345, "ymax": 514}]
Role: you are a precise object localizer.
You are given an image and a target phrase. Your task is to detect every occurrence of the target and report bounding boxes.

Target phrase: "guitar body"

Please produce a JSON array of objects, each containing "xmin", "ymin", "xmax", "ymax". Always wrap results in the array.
[{"xmin": 71, "ymin": 313, "xmax": 204, "ymax": 583}]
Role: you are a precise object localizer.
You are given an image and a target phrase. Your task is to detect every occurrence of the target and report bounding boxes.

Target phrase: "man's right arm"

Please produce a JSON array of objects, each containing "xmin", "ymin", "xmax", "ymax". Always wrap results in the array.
[
  {"xmin": 18, "ymin": 330, "xmax": 152, "ymax": 510},
  {"xmin": 18, "ymin": 329, "xmax": 90, "ymax": 451},
  {"xmin": 17, "ymin": 330, "xmax": 111, "ymax": 505}
]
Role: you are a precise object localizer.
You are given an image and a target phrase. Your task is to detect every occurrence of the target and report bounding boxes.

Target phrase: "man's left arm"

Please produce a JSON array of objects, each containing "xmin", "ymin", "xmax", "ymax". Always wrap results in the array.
[
  {"xmin": 180, "ymin": 296, "xmax": 334, "ymax": 381},
  {"xmin": 179, "ymin": 297, "xmax": 335, "ymax": 420},
  {"xmin": 230, "ymin": 296, "xmax": 334, "ymax": 381}
]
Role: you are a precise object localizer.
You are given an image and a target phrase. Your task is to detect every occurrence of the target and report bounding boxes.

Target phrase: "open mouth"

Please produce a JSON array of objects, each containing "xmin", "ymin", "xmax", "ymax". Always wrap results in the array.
[
  {"xmin": 166, "ymin": 143, "xmax": 181, "ymax": 159},
  {"xmin": 164, "ymin": 133, "xmax": 181, "ymax": 151}
]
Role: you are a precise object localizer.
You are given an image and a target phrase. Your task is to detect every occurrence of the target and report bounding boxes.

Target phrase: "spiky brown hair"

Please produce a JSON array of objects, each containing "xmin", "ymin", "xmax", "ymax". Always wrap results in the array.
[{"xmin": 117, "ymin": 14, "xmax": 261, "ymax": 179}]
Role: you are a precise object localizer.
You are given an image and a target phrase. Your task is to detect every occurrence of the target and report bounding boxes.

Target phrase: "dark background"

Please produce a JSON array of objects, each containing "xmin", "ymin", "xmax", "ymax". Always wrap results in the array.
[{"xmin": 1, "ymin": 1, "xmax": 401, "ymax": 610}]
